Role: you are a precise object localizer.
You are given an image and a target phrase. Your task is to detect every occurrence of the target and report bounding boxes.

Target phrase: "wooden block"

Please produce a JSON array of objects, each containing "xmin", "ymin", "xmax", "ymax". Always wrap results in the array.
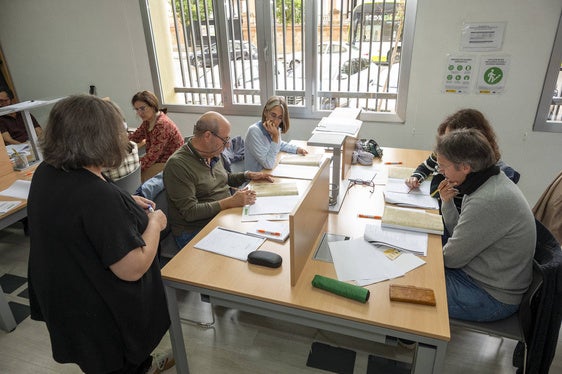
[{"xmin": 389, "ymin": 284, "xmax": 436, "ymax": 306}]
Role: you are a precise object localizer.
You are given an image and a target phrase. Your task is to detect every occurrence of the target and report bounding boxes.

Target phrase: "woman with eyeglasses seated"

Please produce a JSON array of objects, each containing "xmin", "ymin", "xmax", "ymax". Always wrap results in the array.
[
  {"xmin": 128, "ymin": 90, "xmax": 184, "ymax": 181},
  {"xmin": 244, "ymin": 96, "xmax": 307, "ymax": 172},
  {"xmin": 404, "ymin": 109, "xmax": 520, "ymax": 244}
]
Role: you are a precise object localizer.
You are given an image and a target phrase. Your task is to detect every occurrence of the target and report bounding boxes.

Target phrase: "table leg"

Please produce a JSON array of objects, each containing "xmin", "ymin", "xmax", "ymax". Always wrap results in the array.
[
  {"xmin": 164, "ymin": 284, "xmax": 190, "ymax": 374},
  {"xmin": 0, "ymin": 286, "xmax": 17, "ymax": 332},
  {"xmin": 412, "ymin": 341, "xmax": 446, "ymax": 374}
]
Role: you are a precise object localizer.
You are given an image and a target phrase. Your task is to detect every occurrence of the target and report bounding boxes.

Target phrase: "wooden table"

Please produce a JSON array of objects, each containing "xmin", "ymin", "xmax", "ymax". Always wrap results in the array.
[
  {"xmin": 0, "ymin": 136, "xmax": 35, "ymax": 332},
  {"xmin": 162, "ymin": 147, "xmax": 449, "ymax": 373}
]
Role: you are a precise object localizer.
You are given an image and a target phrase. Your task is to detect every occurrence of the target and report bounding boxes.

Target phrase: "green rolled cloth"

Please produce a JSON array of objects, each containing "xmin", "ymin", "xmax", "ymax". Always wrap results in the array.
[{"xmin": 311, "ymin": 274, "xmax": 370, "ymax": 303}]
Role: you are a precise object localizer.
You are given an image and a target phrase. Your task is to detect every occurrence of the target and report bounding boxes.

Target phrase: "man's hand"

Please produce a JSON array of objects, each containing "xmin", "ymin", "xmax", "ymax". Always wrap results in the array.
[{"xmin": 246, "ymin": 171, "xmax": 274, "ymax": 183}]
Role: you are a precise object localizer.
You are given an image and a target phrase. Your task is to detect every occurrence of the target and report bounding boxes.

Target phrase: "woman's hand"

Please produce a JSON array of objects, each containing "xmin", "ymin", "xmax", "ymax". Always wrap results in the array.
[
  {"xmin": 297, "ymin": 147, "xmax": 308, "ymax": 155},
  {"xmin": 132, "ymin": 195, "xmax": 155, "ymax": 212},
  {"xmin": 405, "ymin": 177, "xmax": 420, "ymax": 189},
  {"xmin": 437, "ymin": 179, "xmax": 458, "ymax": 202},
  {"xmin": 263, "ymin": 120, "xmax": 280, "ymax": 143}
]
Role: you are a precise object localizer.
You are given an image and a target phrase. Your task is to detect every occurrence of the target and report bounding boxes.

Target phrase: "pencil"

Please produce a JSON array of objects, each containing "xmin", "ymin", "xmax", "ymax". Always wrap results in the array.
[
  {"xmin": 384, "ymin": 161, "xmax": 402, "ymax": 165},
  {"xmin": 358, "ymin": 214, "xmax": 382, "ymax": 219},
  {"xmin": 430, "ymin": 189, "xmax": 440, "ymax": 197}
]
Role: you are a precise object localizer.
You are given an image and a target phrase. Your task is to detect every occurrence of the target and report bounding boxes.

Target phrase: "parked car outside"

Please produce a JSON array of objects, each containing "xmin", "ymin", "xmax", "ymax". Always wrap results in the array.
[{"xmin": 190, "ymin": 41, "xmax": 258, "ymax": 67}]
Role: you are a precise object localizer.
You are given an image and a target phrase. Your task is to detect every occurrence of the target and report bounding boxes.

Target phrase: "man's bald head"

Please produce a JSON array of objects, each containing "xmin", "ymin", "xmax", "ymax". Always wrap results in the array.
[{"xmin": 193, "ymin": 111, "xmax": 230, "ymax": 137}]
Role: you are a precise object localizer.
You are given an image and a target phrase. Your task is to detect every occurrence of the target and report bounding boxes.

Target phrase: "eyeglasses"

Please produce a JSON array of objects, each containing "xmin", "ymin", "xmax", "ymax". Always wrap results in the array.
[
  {"xmin": 268, "ymin": 111, "xmax": 283, "ymax": 120},
  {"xmin": 436, "ymin": 163, "xmax": 454, "ymax": 173},
  {"xmin": 133, "ymin": 105, "xmax": 147, "ymax": 112},
  {"xmin": 211, "ymin": 131, "xmax": 230, "ymax": 146}
]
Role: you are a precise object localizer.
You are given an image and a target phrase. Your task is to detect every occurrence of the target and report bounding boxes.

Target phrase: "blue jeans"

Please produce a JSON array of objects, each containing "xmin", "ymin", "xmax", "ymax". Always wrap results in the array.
[
  {"xmin": 445, "ymin": 268, "xmax": 519, "ymax": 322},
  {"xmin": 173, "ymin": 230, "xmax": 200, "ymax": 250}
]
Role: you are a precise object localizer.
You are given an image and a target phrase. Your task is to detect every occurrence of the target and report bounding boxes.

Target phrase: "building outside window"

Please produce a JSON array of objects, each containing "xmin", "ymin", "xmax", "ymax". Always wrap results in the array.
[{"xmin": 140, "ymin": 0, "xmax": 417, "ymax": 122}]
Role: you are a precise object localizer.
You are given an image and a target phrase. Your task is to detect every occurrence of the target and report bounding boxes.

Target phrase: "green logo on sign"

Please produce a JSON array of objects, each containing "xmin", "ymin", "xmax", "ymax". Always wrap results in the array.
[{"xmin": 484, "ymin": 67, "xmax": 503, "ymax": 85}]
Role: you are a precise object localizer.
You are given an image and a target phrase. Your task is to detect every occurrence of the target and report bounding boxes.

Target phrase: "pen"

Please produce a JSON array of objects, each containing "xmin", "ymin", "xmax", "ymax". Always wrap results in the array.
[
  {"xmin": 257, "ymin": 229, "xmax": 281, "ymax": 236},
  {"xmin": 358, "ymin": 214, "xmax": 382, "ymax": 219},
  {"xmin": 147, "ymin": 205, "xmax": 154, "ymax": 213},
  {"xmin": 384, "ymin": 161, "xmax": 402, "ymax": 165},
  {"xmin": 430, "ymin": 189, "xmax": 440, "ymax": 197}
]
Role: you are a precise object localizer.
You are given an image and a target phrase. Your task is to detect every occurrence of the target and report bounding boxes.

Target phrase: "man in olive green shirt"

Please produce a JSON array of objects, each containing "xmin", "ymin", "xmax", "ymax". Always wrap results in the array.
[{"xmin": 163, "ymin": 111, "xmax": 272, "ymax": 249}]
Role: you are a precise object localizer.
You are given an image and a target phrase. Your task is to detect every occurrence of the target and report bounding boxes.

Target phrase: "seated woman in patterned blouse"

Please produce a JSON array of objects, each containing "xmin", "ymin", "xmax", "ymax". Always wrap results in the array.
[{"xmin": 128, "ymin": 90, "xmax": 184, "ymax": 181}]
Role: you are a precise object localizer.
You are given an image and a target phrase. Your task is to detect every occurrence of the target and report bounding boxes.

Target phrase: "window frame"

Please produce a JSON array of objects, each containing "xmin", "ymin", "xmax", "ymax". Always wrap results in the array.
[
  {"xmin": 534, "ymin": 10, "xmax": 562, "ymax": 133},
  {"xmin": 139, "ymin": 0, "xmax": 417, "ymax": 123}
]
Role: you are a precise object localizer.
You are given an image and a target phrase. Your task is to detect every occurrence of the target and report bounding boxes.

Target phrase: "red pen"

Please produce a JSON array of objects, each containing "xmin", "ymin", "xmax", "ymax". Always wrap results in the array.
[{"xmin": 384, "ymin": 161, "xmax": 402, "ymax": 165}]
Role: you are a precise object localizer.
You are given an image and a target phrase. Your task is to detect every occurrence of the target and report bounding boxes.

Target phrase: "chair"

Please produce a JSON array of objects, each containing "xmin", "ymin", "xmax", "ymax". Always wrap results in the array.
[
  {"xmin": 113, "ymin": 165, "xmax": 141, "ymax": 194},
  {"xmin": 450, "ymin": 220, "xmax": 562, "ymax": 374},
  {"xmin": 450, "ymin": 261, "xmax": 543, "ymax": 374},
  {"xmin": 153, "ymin": 188, "xmax": 180, "ymax": 260},
  {"xmin": 532, "ymin": 170, "xmax": 562, "ymax": 244}
]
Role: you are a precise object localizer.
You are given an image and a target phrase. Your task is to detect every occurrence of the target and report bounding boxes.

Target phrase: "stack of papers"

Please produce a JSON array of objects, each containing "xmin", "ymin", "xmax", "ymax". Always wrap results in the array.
[
  {"xmin": 364, "ymin": 221, "xmax": 428, "ymax": 256},
  {"xmin": 329, "ymin": 237, "xmax": 426, "ymax": 286},
  {"xmin": 313, "ymin": 117, "xmax": 362, "ymax": 135},
  {"xmin": 381, "ymin": 206, "xmax": 444, "ymax": 235},
  {"xmin": 194, "ymin": 226, "xmax": 265, "ymax": 261}
]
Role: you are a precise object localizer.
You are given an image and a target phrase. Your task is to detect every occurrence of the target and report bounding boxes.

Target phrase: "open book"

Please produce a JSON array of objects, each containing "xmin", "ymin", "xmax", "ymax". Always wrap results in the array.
[
  {"xmin": 251, "ymin": 182, "xmax": 298, "ymax": 197},
  {"xmin": 279, "ymin": 153, "xmax": 323, "ymax": 167},
  {"xmin": 381, "ymin": 206, "xmax": 444, "ymax": 235}
]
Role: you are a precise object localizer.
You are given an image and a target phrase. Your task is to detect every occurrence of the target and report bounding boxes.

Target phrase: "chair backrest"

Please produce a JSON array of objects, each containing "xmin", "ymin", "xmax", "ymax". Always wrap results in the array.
[
  {"xmin": 153, "ymin": 187, "xmax": 180, "ymax": 259},
  {"xmin": 518, "ymin": 260, "xmax": 543, "ymax": 343},
  {"xmin": 113, "ymin": 165, "xmax": 141, "ymax": 194}
]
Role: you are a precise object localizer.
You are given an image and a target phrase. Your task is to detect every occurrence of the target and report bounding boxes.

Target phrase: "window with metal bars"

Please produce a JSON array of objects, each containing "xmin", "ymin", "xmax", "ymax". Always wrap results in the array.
[
  {"xmin": 534, "ymin": 11, "xmax": 562, "ymax": 133},
  {"xmin": 141, "ymin": 0, "xmax": 416, "ymax": 121}
]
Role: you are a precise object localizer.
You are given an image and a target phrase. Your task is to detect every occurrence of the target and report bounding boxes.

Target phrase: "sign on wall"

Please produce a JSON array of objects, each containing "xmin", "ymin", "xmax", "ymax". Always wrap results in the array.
[
  {"xmin": 442, "ymin": 55, "xmax": 475, "ymax": 94},
  {"xmin": 476, "ymin": 56, "xmax": 511, "ymax": 94}
]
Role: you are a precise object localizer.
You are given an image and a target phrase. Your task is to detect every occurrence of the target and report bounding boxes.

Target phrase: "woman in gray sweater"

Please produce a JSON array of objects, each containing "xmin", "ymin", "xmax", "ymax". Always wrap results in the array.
[{"xmin": 435, "ymin": 129, "xmax": 535, "ymax": 322}]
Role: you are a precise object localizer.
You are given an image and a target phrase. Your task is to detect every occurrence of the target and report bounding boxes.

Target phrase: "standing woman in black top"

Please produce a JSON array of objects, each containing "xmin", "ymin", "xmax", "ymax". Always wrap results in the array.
[{"xmin": 27, "ymin": 95, "xmax": 170, "ymax": 373}]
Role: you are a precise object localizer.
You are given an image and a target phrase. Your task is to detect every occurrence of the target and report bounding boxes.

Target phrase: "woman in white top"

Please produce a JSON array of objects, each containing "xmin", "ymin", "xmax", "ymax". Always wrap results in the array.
[{"xmin": 244, "ymin": 96, "xmax": 307, "ymax": 172}]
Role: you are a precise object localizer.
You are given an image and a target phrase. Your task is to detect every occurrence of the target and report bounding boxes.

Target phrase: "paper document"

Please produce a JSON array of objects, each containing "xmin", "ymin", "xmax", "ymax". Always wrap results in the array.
[
  {"xmin": 247, "ymin": 195, "xmax": 300, "ymax": 215},
  {"xmin": 0, "ymin": 200, "xmax": 22, "ymax": 214},
  {"xmin": 364, "ymin": 221, "xmax": 428, "ymax": 256},
  {"xmin": 248, "ymin": 219, "xmax": 290, "ymax": 242},
  {"xmin": 194, "ymin": 226, "xmax": 265, "ymax": 261},
  {"xmin": 0, "ymin": 180, "xmax": 31, "ymax": 200},
  {"xmin": 241, "ymin": 205, "xmax": 289, "ymax": 222},
  {"xmin": 270, "ymin": 164, "xmax": 318, "ymax": 180},
  {"xmin": 383, "ymin": 191, "xmax": 439, "ymax": 210},
  {"xmin": 382, "ymin": 206, "xmax": 444, "ymax": 235},
  {"xmin": 279, "ymin": 153, "xmax": 323, "ymax": 166},
  {"xmin": 385, "ymin": 178, "xmax": 431, "ymax": 195},
  {"xmin": 387, "ymin": 166, "xmax": 416, "ymax": 180}
]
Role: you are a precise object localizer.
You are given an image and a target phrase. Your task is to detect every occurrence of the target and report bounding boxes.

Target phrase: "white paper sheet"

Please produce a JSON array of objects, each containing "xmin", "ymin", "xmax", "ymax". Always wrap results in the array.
[
  {"xmin": 0, "ymin": 180, "xmax": 31, "ymax": 200},
  {"xmin": 194, "ymin": 226, "xmax": 265, "ymax": 261}
]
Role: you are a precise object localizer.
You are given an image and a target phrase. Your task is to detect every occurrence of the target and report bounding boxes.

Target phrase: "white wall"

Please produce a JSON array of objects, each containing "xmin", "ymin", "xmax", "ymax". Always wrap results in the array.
[{"xmin": 1, "ymin": 0, "xmax": 561, "ymax": 205}]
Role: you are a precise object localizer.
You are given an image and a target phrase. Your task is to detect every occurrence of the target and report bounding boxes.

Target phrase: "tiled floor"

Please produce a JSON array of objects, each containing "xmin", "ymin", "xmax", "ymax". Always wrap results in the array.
[{"xmin": 1, "ymin": 222, "xmax": 561, "ymax": 373}]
